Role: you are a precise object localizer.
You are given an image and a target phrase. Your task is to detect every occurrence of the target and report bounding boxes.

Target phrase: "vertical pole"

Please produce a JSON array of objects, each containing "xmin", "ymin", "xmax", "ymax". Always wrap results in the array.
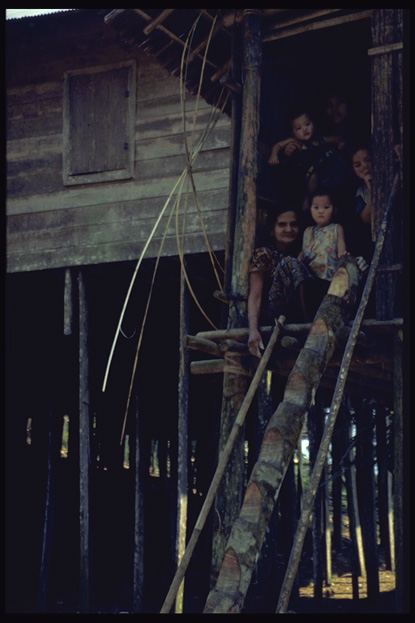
[
  {"xmin": 175, "ymin": 269, "xmax": 190, "ymax": 612},
  {"xmin": 393, "ymin": 329, "xmax": 406, "ymax": 612},
  {"xmin": 355, "ymin": 400, "xmax": 379, "ymax": 601},
  {"xmin": 371, "ymin": 9, "xmax": 403, "ymax": 319},
  {"xmin": 211, "ymin": 8, "xmax": 262, "ymax": 582},
  {"xmin": 132, "ymin": 391, "xmax": 144, "ymax": 613},
  {"xmin": 78, "ymin": 269, "xmax": 90, "ymax": 613},
  {"xmin": 223, "ymin": 19, "xmax": 242, "ymax": 312},
  {"xmin": 64, "ymin": 268, "xmax": 73, "ymax": 336}
]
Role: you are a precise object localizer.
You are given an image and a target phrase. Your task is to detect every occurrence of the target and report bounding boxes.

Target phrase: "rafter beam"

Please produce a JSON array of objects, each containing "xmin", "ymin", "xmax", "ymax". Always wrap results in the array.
[
  {"xmin": 142, "ymin": 8, "xmax": 175, "ymax": 35},
  {"xmin": 263, "ymin": 9, "xmax": 371, "ymax": 43}
]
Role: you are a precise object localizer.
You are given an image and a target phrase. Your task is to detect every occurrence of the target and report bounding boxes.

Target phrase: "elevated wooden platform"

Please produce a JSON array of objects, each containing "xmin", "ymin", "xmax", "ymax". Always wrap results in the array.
[{"xmin": 186, "ymin": 318, "xmax": 403, "ymax": 398}]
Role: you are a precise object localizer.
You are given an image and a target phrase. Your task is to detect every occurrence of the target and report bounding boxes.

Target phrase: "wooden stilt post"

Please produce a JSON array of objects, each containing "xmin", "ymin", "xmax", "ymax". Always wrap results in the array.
[
  {"xmin": 355, "ymin": 399, "xmax": 379, "ymax": 601},
  {"xmin": 37, "ymin": 402, "xmax": 55, "ymax": 612},
  {"xmin": 211, "ymin": 7, "xmax": 262, "ymax": 583},
  {"xmin": 345, "ymin": 425, "xmax": 366, "ymax": 599},
  {"xmin": 175, "ymin": 268, "xmax": 190, "ymax": 613},
  {"xmin": 393, "ymin": 328, "xmax": 406, "ymax": 612},
  {"xmin": 64, "ymin": 268, "xmax": 73, "ymax": 336},
  {"xmin": 132, "ymin": 390, "xmax": 144, "ymax": 614},
  {"xmin": 78, "ymin": 269, "xmax": 90, "ymax": 613}
]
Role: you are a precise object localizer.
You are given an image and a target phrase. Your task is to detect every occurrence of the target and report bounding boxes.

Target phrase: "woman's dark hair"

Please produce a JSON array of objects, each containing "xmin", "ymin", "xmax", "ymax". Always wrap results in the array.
[{"xmin": 266, "ymin": 204, "xmax": 302, "ymax": 231}]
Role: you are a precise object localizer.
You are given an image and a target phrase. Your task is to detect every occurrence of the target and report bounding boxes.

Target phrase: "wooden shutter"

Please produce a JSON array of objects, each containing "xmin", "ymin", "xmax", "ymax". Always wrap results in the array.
[{"xmin": 63, "ymin": 61, "xmax": 136, "ymax": 185}]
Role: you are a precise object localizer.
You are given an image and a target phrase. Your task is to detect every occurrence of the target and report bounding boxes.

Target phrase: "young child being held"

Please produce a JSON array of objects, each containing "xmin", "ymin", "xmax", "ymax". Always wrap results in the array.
[
  {"xmin": 268, "ymin": 111, "xmax": 345, "ymax": 208},
  {"xmin": 268, "ymin": 111, "xmax": 344, "ymax": 166}
]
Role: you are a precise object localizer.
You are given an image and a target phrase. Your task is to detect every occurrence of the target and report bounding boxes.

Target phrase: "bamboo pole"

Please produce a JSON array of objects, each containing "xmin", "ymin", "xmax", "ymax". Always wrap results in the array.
[
  {"xmin": 160, "ymin": 317, "xmax": 285, "ymax": 613},
  {"xmin": 276, "ymin": 169, "xmax": 400, "ymax": 614}
]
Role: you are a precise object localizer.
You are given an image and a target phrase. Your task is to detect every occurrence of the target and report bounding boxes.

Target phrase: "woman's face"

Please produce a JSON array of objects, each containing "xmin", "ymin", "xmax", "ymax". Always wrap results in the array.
[
  {"xmin": 272, "ymin": 210, "xmax": 300, "ymax": 250},
  {"xmin": 325, "ymin": 95, "xmax": 348, "ymax": 125},
  {"xmin": 352, "ymin": 149, "xmax": 371, "ymax": 180}
]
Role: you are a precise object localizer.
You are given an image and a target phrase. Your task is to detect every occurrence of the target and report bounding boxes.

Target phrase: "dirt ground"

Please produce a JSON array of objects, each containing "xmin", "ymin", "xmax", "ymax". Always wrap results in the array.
[{"xmin": 293, "ymin": 547, "xmax": 396, "ymax": 614}]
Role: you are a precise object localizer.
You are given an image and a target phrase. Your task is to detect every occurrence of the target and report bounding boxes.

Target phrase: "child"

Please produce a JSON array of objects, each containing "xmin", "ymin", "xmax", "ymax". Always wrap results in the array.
[
  {"xmin": 268, "ymin": 110, "xmax": 345, "ymax": 209},
  {"xmin": 298, "ymin": 190, "xmax": 366, "ymax": 319},
  {"xmin": 298, "ymin": 191, "xmax": 346, "ymax": 282}
]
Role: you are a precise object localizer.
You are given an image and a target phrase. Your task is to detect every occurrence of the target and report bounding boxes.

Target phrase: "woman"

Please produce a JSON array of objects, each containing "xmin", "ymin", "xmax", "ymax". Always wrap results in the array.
[{"xmin": 248, "ymin": 206, "xmax": 306, "ymax": 358}]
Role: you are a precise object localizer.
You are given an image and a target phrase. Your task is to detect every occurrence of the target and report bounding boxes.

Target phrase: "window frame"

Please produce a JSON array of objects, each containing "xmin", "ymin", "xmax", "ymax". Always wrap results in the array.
[{"xmin": 63, "ymin": 60, "xmax": 136, "ymax": 186}]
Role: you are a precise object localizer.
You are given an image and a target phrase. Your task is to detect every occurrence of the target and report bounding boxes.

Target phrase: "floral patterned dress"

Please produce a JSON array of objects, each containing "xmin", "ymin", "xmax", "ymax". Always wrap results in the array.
[
  {"xmin": 301, "ymin": 222, "xmax": 339, "ymax": 281},
  {"xmin": 249, "ymin": 246, "xmax": 309, "ymax": 319}
]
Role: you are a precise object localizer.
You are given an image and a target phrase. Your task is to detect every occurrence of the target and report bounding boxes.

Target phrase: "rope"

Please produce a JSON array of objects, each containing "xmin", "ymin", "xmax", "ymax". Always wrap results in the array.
[
  {"xmin": 177, "ymin": 12, "xmax": 228, "ymax": 295},
  {"xmin": 102, "ymin": 11, "xmax": 229, "ymax": 394}
]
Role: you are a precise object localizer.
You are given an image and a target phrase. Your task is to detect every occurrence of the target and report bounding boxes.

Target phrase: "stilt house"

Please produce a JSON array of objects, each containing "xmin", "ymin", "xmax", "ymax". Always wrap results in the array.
[{"xmin": 6, "ymin": 8, "xmax": 407, "ymax": 615}]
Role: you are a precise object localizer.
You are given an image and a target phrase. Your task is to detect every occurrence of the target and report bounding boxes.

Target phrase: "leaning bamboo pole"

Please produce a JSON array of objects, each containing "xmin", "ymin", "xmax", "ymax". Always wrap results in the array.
[{"xmin": 160, "ymin": 317, "xmax": 285, "ymax": 613}]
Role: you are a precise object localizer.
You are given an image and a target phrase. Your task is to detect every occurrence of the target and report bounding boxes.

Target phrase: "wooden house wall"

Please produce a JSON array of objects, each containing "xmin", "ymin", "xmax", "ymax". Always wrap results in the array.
[{"xmin": 6, "ymin": 11, "xmax": 231, "ymax": 274}]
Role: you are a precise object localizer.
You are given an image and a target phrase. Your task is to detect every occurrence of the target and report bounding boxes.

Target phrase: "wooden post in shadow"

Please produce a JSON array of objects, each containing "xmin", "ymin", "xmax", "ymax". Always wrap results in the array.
[
  {"xmin": 78, "ymin": 269, "xmax": 90, "ymax": 613},
  {"xmin": 211, "ymin": 8, "xmax": 262, "ymax": 583}
]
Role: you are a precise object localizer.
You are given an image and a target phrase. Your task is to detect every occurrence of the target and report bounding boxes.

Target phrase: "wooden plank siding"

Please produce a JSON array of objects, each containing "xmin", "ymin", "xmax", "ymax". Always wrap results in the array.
[{"xmin": 6, "ymin": 11, "xmax": 231, "ymax": 273}]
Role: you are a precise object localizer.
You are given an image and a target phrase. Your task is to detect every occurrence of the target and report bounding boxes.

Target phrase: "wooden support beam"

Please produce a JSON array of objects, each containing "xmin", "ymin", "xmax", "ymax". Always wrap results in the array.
[
  {"xmin": 263, "ymin": 10, "xmax": 371, "ymax": 43},
  {"xmin": 211, "ymin": 8, "xmax": 262, "ymax": 582},
  {"xmin": 196, "ymin": 318, "xmax": 403, "ymax": 342},
  {"xmin": 130, "ymin": 8, "xmax": 219, "ymax": 71},
  {"xmin": 190, "ymin": 359, "xmax": 225, "ymax": 375},
  {"xmin": 186, "ymin": 334, "xmax": 249, "ymax": 357},
  {"xmin": 367, "ymin": 42, "xmax": 403, "ymax": 56},
  {"xmin": 142, "ymin": 9, "xmax": 175, "ymax": 36},
  {"xmin": 78, "ymin": 268, "xmax": 90, "ymax": 613},
  {"xmin": 185, "ymin": 335, "xmax": 223, "ymax": 357}
]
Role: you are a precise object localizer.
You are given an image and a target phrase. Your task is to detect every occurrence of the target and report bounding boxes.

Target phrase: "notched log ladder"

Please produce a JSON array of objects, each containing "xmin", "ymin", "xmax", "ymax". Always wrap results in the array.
[
  {"xmin": 203, "ymin": 171, "xmax": 400, "ymax": 614},
  {"xmin": 203, "ymin": 256, "xmax": 361, "ymax": 613}
]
